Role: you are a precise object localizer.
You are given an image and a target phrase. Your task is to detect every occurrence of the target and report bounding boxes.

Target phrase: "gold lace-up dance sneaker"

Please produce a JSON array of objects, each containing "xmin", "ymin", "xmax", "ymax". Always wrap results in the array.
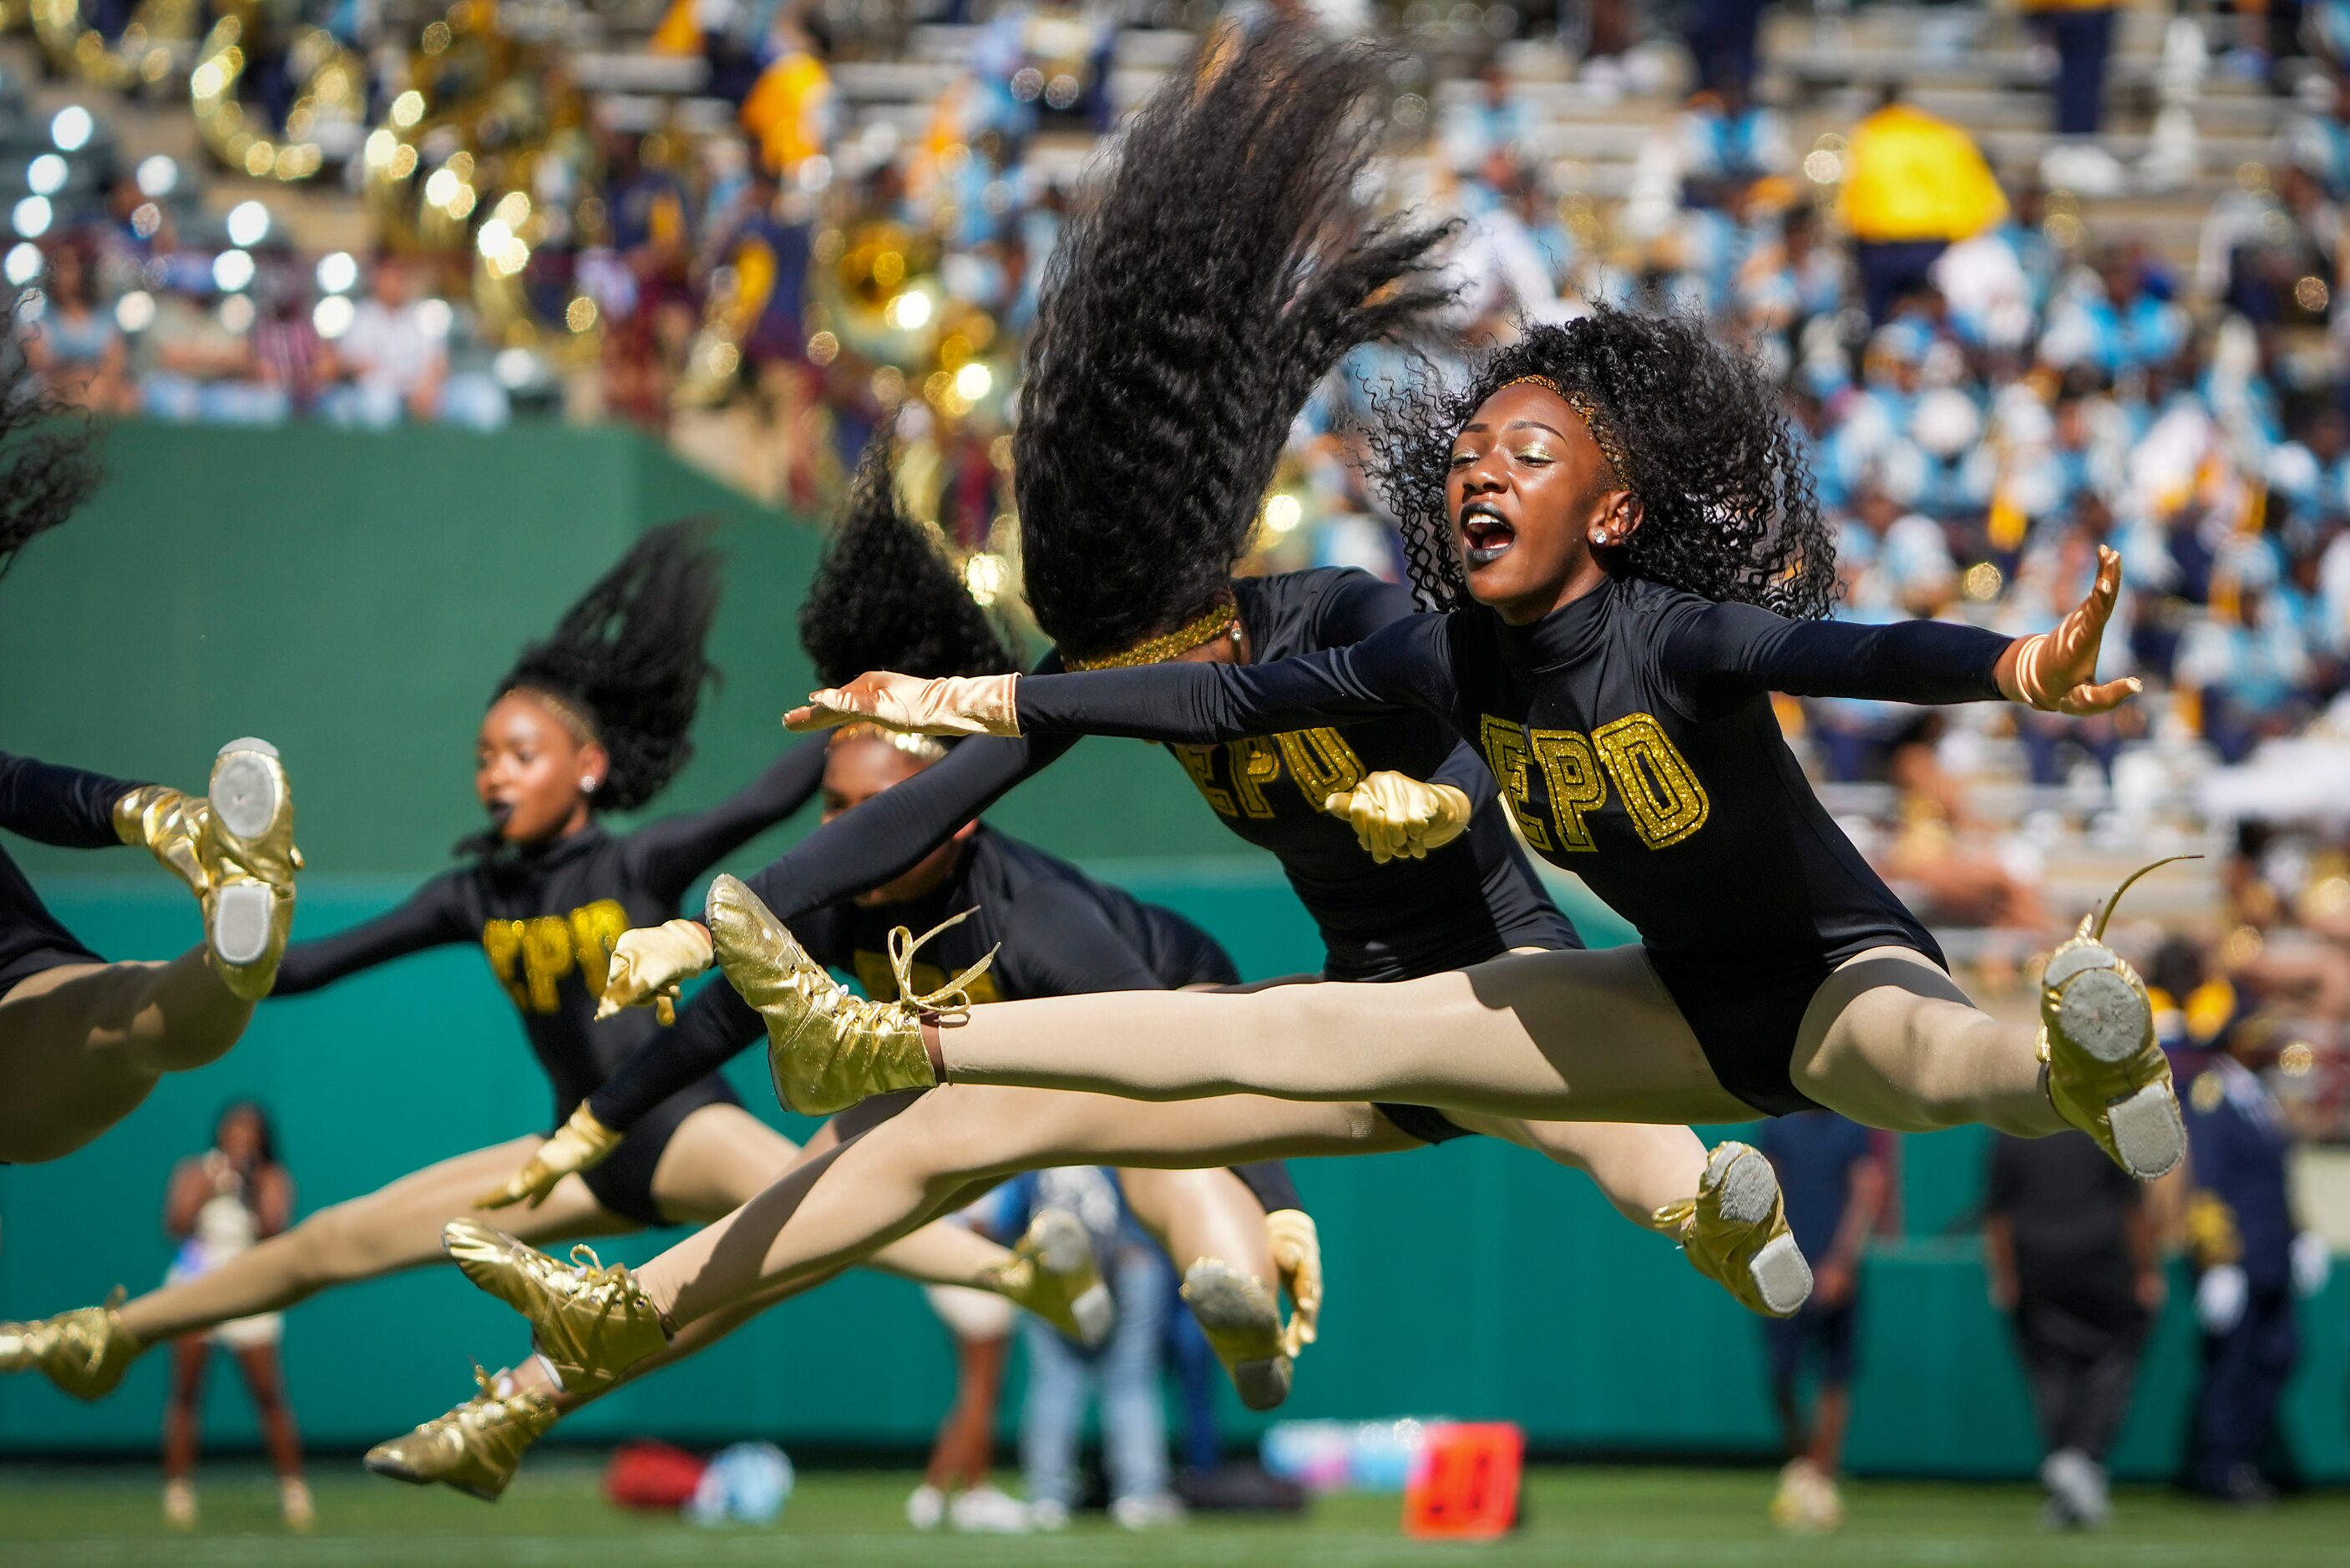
[
  {"xmin": 706, "ymin": 874, "xmax": 961, "ymax": 1115},
  {"xmin": 365, "ymin": 1365, "xmax": 559, "ymax": 1501},
  {"xmin": 2041, "ymin": 857, "xmax": 2191, "ymax": 1178},
  {"xmin": 0, "ymin": 1294, "xmax": 141, "ymax": 1399},
  {"xmin": 1181, "ymin": 1259, "xmax": 1294, "ymax": 1411},
  {"xmin": 441, "ymin": 1220, "xmax": 668, "ymax": 1393},
  {"xmin": 982, "ymin": 1208, "xmax": 1115, "ymax": 1347},
  {"xmin": 1653, "ymin": 1142, "xmax": 1815, "ymax": 1318}
]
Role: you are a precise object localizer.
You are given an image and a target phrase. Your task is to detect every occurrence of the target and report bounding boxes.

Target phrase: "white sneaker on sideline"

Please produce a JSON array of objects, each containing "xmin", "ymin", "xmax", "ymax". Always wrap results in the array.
[
  {"xmin": 279, "ymin": 1476, "xmax": 315, "ymax": 1533},
  {"xmin": 1026, "ymin": 1498, "xmax": 1070, "ymax": 1532},
  {"xmin": 904, "ymin": 1483, "xmax": 945, "ymax": 1530},
  {"xmin": 950, "ymin": 1484, "xmax": 1032, "ymax": 1533},
  {"xmin": 1112, "ymin": 1492, "xmax": 1187, "ymax": 1531},
  {"xmin": 162, "ymin": 1479, "xmax": 196, "ymax": 1530}
]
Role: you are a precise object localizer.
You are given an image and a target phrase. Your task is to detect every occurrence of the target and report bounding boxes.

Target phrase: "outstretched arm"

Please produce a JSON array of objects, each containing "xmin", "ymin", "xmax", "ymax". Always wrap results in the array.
[
  {"xmin": 622, "ymin": 742, "xmax": 830, "ymax": 903},
  {"xmin": 585, "ymin": 978, "xmax": 766, "ymax": 1133},
  {"xmin": 268, "ymin": 874, "xmax": 469, "ymax": 996},
  {"xmin": 0, "ymin": 751, "xmax": 147, "ymax": 848},
  {"xmin": 793, "ymin": 612, "xmax": 1456, "ymax": 746},
  {"xmin": 1659, "ymin": 547, "xmax": 2139, "ymax": 721}
]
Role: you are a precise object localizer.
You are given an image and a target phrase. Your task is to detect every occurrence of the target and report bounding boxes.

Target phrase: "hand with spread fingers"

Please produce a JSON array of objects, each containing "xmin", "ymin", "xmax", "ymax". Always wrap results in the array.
[
  {"xmin": 474, "ymin": 1104, "xmax": 624, "ymax": 1211},
  {"xmin": 1996, "ymin": 544, "xmax": 2143, "ymax": 716},
  {"xmin": 595, "ymin": 918, "xmax": 714, "ymax": 1024},
  {"xmin": 1266, "ymin": 1208, "xmax": 1323, "ymax": 1356},
  {"xmin": 1323, "ymin": 771, "xmax": 1473, "ymax": 864},
  {"xmin": 783, "ymin": 671, "xmax": 1021, "ymax": 738}
]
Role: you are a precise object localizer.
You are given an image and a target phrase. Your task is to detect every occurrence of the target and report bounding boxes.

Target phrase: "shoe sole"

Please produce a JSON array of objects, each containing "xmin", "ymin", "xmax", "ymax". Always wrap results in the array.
[
  {"xmin": 208, "ymin": 741, "xmax": 288, "ymax": 969},
  {"xmin": 1028, "ymin": 1210, "xmax": 1116, "ymax": 1348},
  {"xmin": 1710, "ymin": 1146, "xmax": 1816, "ymax": 1316},
  {"xmin": 363, "ymin": 1449, "xmax": 502, "ymax": 1504},
  {"xmin": 2048, "ymin": 951, "xmax": 2184, "ymax": 1179},
  {"xmin": 1183, "ymin": 1262, "xmax": 1290, "ymax": 1412},
  {"xmin": 210, "ymin": 739, "xmax": 284, "ymax": 842}
]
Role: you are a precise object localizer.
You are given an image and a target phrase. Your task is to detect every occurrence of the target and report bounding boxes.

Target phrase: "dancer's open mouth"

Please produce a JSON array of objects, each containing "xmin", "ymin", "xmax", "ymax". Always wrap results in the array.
[{"xmin": 1461, "ymin": 502, "xmax": 1516, "ymax": 566}]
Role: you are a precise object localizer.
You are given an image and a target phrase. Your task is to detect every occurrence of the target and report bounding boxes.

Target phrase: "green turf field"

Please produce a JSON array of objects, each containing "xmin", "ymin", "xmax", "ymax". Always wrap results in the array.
[{"xmin": 1, "ymin": 1460, "xmax": 2342, "ymax": 1567}]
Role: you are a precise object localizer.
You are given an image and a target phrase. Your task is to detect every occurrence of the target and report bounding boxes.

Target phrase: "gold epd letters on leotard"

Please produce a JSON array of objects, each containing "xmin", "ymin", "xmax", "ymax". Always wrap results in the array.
[
  {"xmin": 1171, "ymin": 729, "xmax": 1366, "ymax": 825},
  {"xmin": 1481, "ymin": 712, "xmax": 1710, "ymax": 852},
  {"xmin": 482, "ymin": 898, "xmax": 633, "ymax": 1013}
]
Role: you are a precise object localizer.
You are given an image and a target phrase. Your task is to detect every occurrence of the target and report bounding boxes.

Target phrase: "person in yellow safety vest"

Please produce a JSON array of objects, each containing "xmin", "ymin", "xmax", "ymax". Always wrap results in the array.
[{"xmin": 1838, "ymin": 84, "xmax": 2009, "ymax": 321}]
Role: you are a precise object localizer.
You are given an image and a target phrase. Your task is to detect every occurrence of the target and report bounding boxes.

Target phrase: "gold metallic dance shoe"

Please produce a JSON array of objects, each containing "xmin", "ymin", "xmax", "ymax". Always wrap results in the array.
[
  {"xmin": 705, "ymin": 874, "xmax": 953, "ymax": 1116},
  {"xmin": 1181, "ymin": 1259, "xmax": 1293, "ymax": 1411},
  {"xmin": 0, "ymin": 1296, "xmax": 141, "ymax": 1399},
  {"xmin": 982, "ymin": 1208, "xmax": 1114, "ymax": 1347},
  {"xmin": 113, "ymin": 783, "xmax": 210, "ymax": 898},
  {"xmin": 1653, "ymin": 1142, "xmax": 1814, "ymax": 1318},
  {"xmin": 2041, "ymin": 858, "xmax": 2190, "ymax": 1179},
  {"xmin": 200, "ymin": 740, "xmax": 300, "ymax": 1000},
  {"xmin": 365, "ymin": 1366, "xmax": 558, "ymax": 1501},
  {"xmin": 442, "ymin": 1220, "xmax": 667, "ymax": 1393}
]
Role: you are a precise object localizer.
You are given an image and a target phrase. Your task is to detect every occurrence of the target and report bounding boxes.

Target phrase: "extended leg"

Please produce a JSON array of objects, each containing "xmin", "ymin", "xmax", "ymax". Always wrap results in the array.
[
  {"xmin": 0, "ymin": 952, "xmax": 254, "ymax": 1162},
  {"xmin": 930, "ymin": 946, "xmax": 1751, "ymax": 1124},
  {"xmin": 1446, "ymin": 1112, "xmax": 1709, "ymax": 1224},
  {"xmin": 640, "ymin": 1090, "xmax": 1408, "ymax": 1332},
  {"xmin": 117, "ymin": 1139, "xmax": 630, "ymax": 1345},
  {"xmin": 646, "ymin": 1101, "xmax": 1026, "ymax": 1290}
]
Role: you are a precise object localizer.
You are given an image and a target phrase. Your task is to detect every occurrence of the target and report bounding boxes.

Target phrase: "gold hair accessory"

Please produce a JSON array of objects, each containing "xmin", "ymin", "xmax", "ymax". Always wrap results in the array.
[
  {"xmin": 1500, "ymin": 375, "xmax": 1633, "ymax": 492},
  {"xmin": 828, "ymin": 723, "xmax": 950, "ymax": 762},
  {"xmin": 505, "ymin": 687, "xmax": 600, "ymax": 746},
  {"xmin": 1066, "ymin": 598, "xmax": 1239, "ymax": 670}
]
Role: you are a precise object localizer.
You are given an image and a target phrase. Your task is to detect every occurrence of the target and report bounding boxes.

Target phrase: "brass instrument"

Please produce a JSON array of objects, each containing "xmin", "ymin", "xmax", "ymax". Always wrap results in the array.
[
  {"xmin": 354, "ymin": 0, "xmax": 594, "ymax": 351},
  {"xmin": 190, "ymin": 5, "xmax": 365, "ymax": 182},
  {"xmin": 33, "ymin": 0, "xmax": 196, "ymax": 89}
]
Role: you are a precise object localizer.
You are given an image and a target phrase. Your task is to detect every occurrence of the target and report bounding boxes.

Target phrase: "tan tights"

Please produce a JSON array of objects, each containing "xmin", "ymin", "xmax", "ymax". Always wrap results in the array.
[
  {"xmin": 929, "ymin": 944, "xmax": 2066, "ymax": 1137},
  {"xmin": 0, "ymin": 950, "xmax": 256, "ymax": 1164},
  {"xmin": 113, "ymin": 1104, "xmax": 1021, "ymax": 1352}
]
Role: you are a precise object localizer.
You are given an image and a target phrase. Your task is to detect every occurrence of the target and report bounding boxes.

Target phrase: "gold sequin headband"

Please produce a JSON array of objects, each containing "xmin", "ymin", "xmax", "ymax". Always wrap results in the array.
[
  {"xmin": 1501, "ymin": 375, "xmax": 1633, "ymax": 492},
  {"xmin": 1066, "ymin": 597, "xmax": 1240, "ymax": 670},
  {"xmin": 829, "ymin": 723, "xmax": 949, "ymax": 763},
  {"xmin": 504, "ymin": 686, "xmax": 600, "ymax": 746}
]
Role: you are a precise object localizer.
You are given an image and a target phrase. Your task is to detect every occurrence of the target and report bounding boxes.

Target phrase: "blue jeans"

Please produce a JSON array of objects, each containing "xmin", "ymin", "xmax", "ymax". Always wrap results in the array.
[{"xmin": 1021, "ymin": 1244, "xmax": 1172, "ymax": 1510}]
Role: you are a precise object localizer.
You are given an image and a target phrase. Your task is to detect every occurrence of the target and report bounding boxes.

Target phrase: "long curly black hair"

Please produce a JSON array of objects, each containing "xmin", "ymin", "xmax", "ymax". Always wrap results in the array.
[
  {"xmin": 497, "ymin": 518, "xmax": 723, "ymax": 812},
  {"xmin": 1367, "ymin": 310, "xmax": 1836, "ymax": 620},
  {"xmin": 1014, "ymin": 16, "xmax": 1459, "ymax": 661},
  {"xmin": 800, "ymin": 422, "xmax": 1016, "ymax": 685},
  {"xmin": 0, "ymin": 346, "xmax": 101, "ymax": 586}
]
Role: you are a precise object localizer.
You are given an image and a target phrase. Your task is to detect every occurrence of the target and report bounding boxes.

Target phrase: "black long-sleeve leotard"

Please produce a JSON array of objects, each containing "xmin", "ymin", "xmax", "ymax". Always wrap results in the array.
[
  {"xmin": 262, "ymin": 744, "xmax": 825, "ymax": 1222},
  {"xmin": 585, "ymin": 568, "xmax": 1574, "ymax": 1143},
  {"xmin": 0, "ymin": 751, "xmax": 149, "ymax": 994},
  {"xmin": 1005, "ymin": 574, "xmax": 2018, "ymax": 1115}
]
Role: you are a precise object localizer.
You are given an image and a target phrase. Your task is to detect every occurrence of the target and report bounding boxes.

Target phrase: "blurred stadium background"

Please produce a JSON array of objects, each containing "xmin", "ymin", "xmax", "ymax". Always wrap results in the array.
[{"xmin": 6, "ymin": 0, "xmax": 2350, "ymax": 1559}]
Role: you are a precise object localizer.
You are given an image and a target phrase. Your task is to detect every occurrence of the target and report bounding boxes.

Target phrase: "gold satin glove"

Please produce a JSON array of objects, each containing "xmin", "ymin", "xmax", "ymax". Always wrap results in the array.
[
  {"xmin": 1998, "ymin": 544, "xmax": 2143, "ymax": 716},
  {"xmin": 595, "ymin": 918, "xmax": 713, "ymax": 1024},
  {"xmin": 114, "ymin": 784, "xmax": 211, "ymax": 899},
  {"xmin": 1265, "ymin": 1208, "xmax": 1323, "ymax": 1355},
  {"xmin": 474, "ymin": 1104, "xmax": 625, "ymax": 1211},
  {"xmin": 1323, "ymin": 771, "xmax": 1473, "ymax": 864},
  {"xmin": 784, "ymin": 671, "xmax": 1021, "ymax": 739}
]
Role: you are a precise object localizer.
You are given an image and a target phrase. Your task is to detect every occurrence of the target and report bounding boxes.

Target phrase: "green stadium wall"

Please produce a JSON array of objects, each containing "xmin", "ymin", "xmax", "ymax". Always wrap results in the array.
[{"xmin": 2, "ymin": 423, "xmax": 2344, "ymax": 1482}]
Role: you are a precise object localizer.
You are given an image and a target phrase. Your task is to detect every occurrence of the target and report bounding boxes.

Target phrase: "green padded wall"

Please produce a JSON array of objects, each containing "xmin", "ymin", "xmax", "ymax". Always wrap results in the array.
[{"xmin": 2, "ymin": 424, "xmax": 2344, "ymax": 1481}]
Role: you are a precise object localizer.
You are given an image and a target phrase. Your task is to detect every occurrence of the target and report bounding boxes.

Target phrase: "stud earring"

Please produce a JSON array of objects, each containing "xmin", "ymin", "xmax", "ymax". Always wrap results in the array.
[{"xmin": 581, "ymin": 777, "xmax": 599, "ymax": 793}]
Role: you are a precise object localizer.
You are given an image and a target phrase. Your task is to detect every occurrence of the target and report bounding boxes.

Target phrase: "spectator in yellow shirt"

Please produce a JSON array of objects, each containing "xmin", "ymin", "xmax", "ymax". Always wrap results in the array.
[{"xmin": 1839, "ymin": 85, "xmax": 2010, "ymax": 321}]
